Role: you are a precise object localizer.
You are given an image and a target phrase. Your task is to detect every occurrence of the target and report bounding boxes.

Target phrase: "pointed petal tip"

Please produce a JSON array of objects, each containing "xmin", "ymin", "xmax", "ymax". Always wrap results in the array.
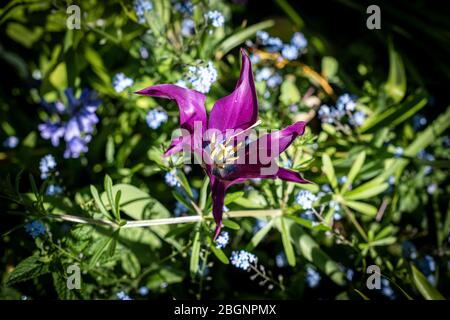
[{"xmin": 213, "ymin": 225, "xmax": 222, "ymax": 241}]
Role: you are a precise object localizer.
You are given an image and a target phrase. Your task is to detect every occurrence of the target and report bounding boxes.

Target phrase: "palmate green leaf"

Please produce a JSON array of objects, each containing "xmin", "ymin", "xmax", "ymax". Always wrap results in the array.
[
  {"xmin": 190, "ymin": 229, "xmax": 201, "ymax": 277},
  {"xmin": 384, "ymin": 39, "xmax": 406, "ymax": 103},
  {"xmin": 7, "ymin": 254, "xmax": 49, "ymax": 285},
  {"xmin": 343, "ymin": 200, "xmax": 377, "ymax": 217},
  {"xmin": 410, "ymin": 265, "xmax": 444, "ymax": 300},
  {"xmin": 280, "ymin": 217, "xmax": 296, "ymax": 267},
  {"xmin": 245, "ymin": 219, "xmax": 273, "ymax": 251},
  {"xmin": 341, "ymin": 151, "xmax": 366, "ymax": 194},
  {"xmin": 322, "ymin": 153, "xmax": 338, "ymax": 190}
]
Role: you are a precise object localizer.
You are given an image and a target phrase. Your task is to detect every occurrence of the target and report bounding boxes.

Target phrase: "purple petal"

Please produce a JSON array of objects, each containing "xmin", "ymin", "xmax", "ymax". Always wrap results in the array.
[
  {"xmin": 208, "ymin": 49, "xmax": 258, "ymax": 132},
  {"xmin": 276, "ymin": 167, "xmax": 311, "ymax": 184},
  {"xmin": 136, "ymin": 84, "xmax": 207, "ymax": 133},
  {"xmin": 211, "ymin": 177, "xmax": 226, "ymax": 240}
]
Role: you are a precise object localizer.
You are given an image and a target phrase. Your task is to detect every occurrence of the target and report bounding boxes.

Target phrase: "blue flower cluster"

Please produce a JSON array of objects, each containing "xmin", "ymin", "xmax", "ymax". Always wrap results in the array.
[
  {"xmin": 381, "ymin": 278, "xmax": 395, "ymax": 299},
  {"xmin": 165, "ymin": 171, "xmax": 180, "ymax": 187},
  {"xmin": 38, "ymin": 88, "xmax": 101, "ymax": 159},
  {"xmin": 173, "ymin": 0, "xmax": 193, "ymax": 15},
  {"xmin": 3, "ymin": 136, "xmax": 19, "ymax": 149},
  {"xmin": 255, "ymin": 67, "xmax": 283, "ymax": 90},
  {"xmin": 46, "ymin": 184, "xmax": 64, "ymax": 196},
  {"xmin": 206, "ymin": 10, "xmax": 225, "ymax": 28},
  {"xmin": 24, "ymin": 220, "xmax": 46, "ymax": 238},
  {"xmin": 295, "ymin": 190, "xmax": 317, "ymax": 209},
  {"xmin": 134, "ymin": 0, "xmax": 153, "ymax": 24},
  {"xmin": 401, "ymin": 241, "xmax": 437, "ymax": 286},
  {"xmin": 116, "ymin": 291, "xmax": 132, "ymax": 300},
  {"xmin": 39, "ymin": 154, "xmax": 57, "ymax": 179},
  {"xmin": 230, "ymin": 250, "xmax": 257, "ymax": 270},
  {"xmin": 318, "ymin": 93, "xmax": 365, "ymax": 127},
  {"xmin": 112, "ymin": 73, "xmax": 134, "ymax": 93},
  {"xmin": 187, "ymin": 61, "xmax": 218, "ymax": 93},
  {"xmin": 256, "ymin": 31, "xmax": 308, "ymax": 60},
  {"xmin": 146, "ymin": 109, "xmax": 168, "ymax": 129},
  {"xmin": 215, "ymin": 231, "xmax": 229, "ymax": 249}
]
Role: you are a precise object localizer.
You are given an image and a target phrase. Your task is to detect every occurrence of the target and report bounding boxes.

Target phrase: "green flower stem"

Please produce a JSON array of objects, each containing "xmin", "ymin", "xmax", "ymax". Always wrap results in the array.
[{"xmin": 45, "ymin": 210, "xmax": 284, "ymax": 229}]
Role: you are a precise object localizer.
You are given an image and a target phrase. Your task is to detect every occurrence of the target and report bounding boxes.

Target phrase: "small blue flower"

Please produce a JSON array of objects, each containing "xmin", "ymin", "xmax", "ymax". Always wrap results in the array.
[
  {"xmin": 46, "ymin": 184, "xmax": 64, "ymax": 196},
  {"xmin": 3, "ymin": 136, "xmax": 19, "ymax": 149},
  {"xmin": 138, "ymin": 286, "xmax": 149, "ymax": 296},
  {"xmin": 266, "ymin": 73, "xmax": 282, "ymax": 88},
  {"xmin": 173, "ymin": 0, "xmax": 193, "ymax": 15},
  {"xmin": 351, "ymin": 111, "xmax": 366, "ymax": 127},
  {"xmin": 412, "ymin": 115, "xmax": 427, "ymax": 130},
  {"xmin": 206, "ymin": 10, "xmax": 224, "ymax": 28},
  {"xmin": 165, "ymin": 171, "xmax": 180, "ymax": 187},
  {"xmin": 336, "ymin": 93, "xmax": 356, "ymax": 112},
  {"xmin": 281, "ymin": 44, "xmax": 299, "ymax": 60},
  {"xmin": 140, "ymin": 47, "xmax": 149, "ymax": 59},
  {"xmin": 256, "ymin": 31, "xmax": 270, "ymax": 44},
  {"xmin": 295, "ymin": 190, "xmax": 317, "ymax": 209},
  {"xmin": 146, "ymin": 109, "xmax": 168, "ymax": 129},
  {"xmin": 253, "ymin": 219, "xmax": 267, "ymax": 233},
  {"xmin": 116, "ymin": 291, "xmax": 132, "ymax": 300},
  {"xmin": 112, "ymin": 73, "xmax": 134, "ymax": 93},
  {"xmin": 393, "ymin": 146, "xmax": 403, "ymax": 157},
  {"xmin": 381, "ymin": 278, "xmax": 395, "ymax": 299},
  {"xmin": 291, "ymin": 32, "xmax": 307, "ymax": 50},
  {"xmin": 174, "ymin": 201, "xmax": 188, "ymax": 216},
  {"xmin": 230, "ymin": 250, "xmax": 257, "ymax": 270},
  {"xmin": 187, "ymin": 61, "xmax": 218, "ymax": 93},
  {"xmin": 265, "ymin": 37, "xmax": 283, "ymax": 52},
  {"xmin": 134, "ymin": 0, "xmax": 153, "ymax": 24},
  {"xmin": 215, "ymin": 231, "xmax": 229, "ymax": 249},
  {"xmin": 255, "ymin": 67, "xmax": 273, "ymax": 82},
  {"xmin": 321, "ymin": 184, "xmax": 332, "ymax": 193},
  {"xmin": 24, "ymin": 220, "xmax": 46, "ymax": 238},
  {"xmin": 275, "ymin": 252, "xmax": 287, "ymax": 268},
  {"xmin": 181, "ymin": 18, "xmax": 195, "ymax": 36},
  {"xmin": 39, "ymin": 154, "xmax": 57, "ymax": 179},
  {"xmin": 345, "ymin": 268, "xmax": 354, "ymax": 281},
  {"xmin": 427, "ymin": 183, "xmax": 437, "ymax": 195},
  {"xmin": 306, "ymin": 266, "xmax": 321, "ymax": 288}
]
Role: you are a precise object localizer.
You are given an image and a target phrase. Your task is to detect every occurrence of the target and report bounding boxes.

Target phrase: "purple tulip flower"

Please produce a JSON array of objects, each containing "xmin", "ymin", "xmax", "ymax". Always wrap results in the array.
[{"xmin": 136, "ymin": 49, "xmax": 310, "ymax": 240}]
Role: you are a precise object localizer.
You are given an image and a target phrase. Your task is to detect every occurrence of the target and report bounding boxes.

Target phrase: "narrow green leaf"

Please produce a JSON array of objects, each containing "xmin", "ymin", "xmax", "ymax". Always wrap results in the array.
[
  {"xmin": 344, "ymin": 200, "xmax": 377, "ymax": 216},
  {"xmin": 341, "ymin": 151, "xmax": 366, "ymax": 194},
  {"xmin": 354, "ymin": 289, "xmax": 370, "ymax": 300},
  {"xmin": 199, "ymin": 176, "xmax": 209, "ymax": 210},
  {"xmin": 322, "ymin": 153, "xmax": 337, "ymax": 190},
  {"xmin": 206, "ymin": 235, "xmax": 229, "ymax": 264},
  {"xmin": 89, "ymin": 237, "xmax": 113, "ymax": 269},
  {"xmin": 190, "ymin": 229, "xmax": 201, "ymax": 277},
  {"xmin": 104, "ymin": 175, "xmax": 117, "ymax": 220},
  {"xmin": 344, "ymin": 182, "xmax": 389, "ymax": 200},
  {"xmin": 222, "ymin": 219, "xmax": 240, "ymax": 230},
  {"xmin": 177, "ymin": 170, "xmax": 193, "ymax": 198},
  {"xmin": 114, "ymin": 190, "xmax": 122, "ymax": 221},
  {"xmin": 280, "ymin": 217, "xmax": 296, "ymax": 267},
  {"xmin": 384, "ymin": 39, "xmax": 406, "ymax": 103},
  {"xmin": 90, "ymin": 185, "xmax": 110, "ymax": 219},
  {"xmin": 246, "ymin": 219, "xmax": 273, "ymax": 251},
  {"xmin": 410, "ymin": 265, "xmax": 444, "ymax": 300}
]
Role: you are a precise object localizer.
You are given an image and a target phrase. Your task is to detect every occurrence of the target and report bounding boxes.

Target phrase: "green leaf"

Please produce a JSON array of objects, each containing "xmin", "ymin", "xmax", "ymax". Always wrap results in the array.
[
  {"xmin": 121, "ymin": 251, "xmax": 141, "ymax": 278},
  {"xmin": 322, "ymin": 153, "xmax": 337, "ymax": 190},
  {"xmin": 52, "ymin": 273, "xmax": 78, "ymax": 300},
  {"xmin": 344, "ymin": 200, "xmax": 377, "ymax": 216},
  {"xmin": 354, "ymin": 289, "xmax": 370, "ymax": 300},
  {"xmin": 384, "ymin": 39, "xmax": 406, "ymax": 103},
  {"xmin": 190, "ymin": 229, "xmax": 201, "ymax": 277},
  {"xmin": 215, "ymin": 20, "xmax": 275, "ymax": 59},
  {"xmin": 341, "ymin": 151, "xmax": 366, "ymax": 194},
  {"xmin": 280, "ymin": 217, "xmax": 296, "ymax": 267},
  {"xmin": 104, "ymin": 175, "xmax": 118, "ymax": 221},
  {"xmin": 90, "ymin": 185, "xmax": 110, "ymax": 219},
  {"xmin": 199, "ymin": 176, "xmax": 209, "ymax": 210},
  {"xmin": 224, "ymin": 191, "xmax": 244, "ymax": 205},
  {"xmin": 89, "ymin": 237, "xmax": 113, "ymax": 269},
  {"xmin": 344, "ymin": 181, "xmax": 389, "ymax": 200},
  {"xmin": 321, "ymin": 56, "xmax": 339, "ymax": 80},
  {"xmin": 177, "ymin": 170, "xmax": 193, "ymax": 198},
  {"xmin": 7, "ymin": 254, "xmax": 49, "ymax": 285},
  {"xmin": 245, "ymin": 219, "xmax": 273, "ymax": 251},
  {"xmin": 206, "ymin": 235, "xmax": 229, "ymax": 264},
  {"xmin": 410, "ymin": 265, "xmax": 444, "ymax": 300},
  {"xmin": 114, "ymin": 190, "xmax": 122, "ymax": 221},
  {"xmin": 286, "ymin": 215, "xmax": 331, "ymax": 231},
  {"xmin": 275, "ymin": 0, "xmax": 304, "ymax": 28},
  {"xmin": 222, "ymin": 219, "xmax": 240, "ymax": 230}
]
